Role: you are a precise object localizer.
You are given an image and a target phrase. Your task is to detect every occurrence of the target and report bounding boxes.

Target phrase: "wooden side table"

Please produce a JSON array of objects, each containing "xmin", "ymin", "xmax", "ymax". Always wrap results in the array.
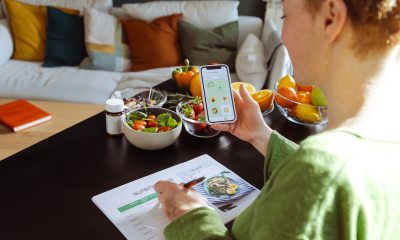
[{"xmin": 0, "ymin": 99, "xmax": 104, "ymax": 160}]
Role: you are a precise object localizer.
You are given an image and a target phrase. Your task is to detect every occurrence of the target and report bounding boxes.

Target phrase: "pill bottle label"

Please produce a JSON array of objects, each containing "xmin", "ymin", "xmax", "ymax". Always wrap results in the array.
[{"xmin": 106, "ymin": 114, "xmax": 124, "ymax": 135}]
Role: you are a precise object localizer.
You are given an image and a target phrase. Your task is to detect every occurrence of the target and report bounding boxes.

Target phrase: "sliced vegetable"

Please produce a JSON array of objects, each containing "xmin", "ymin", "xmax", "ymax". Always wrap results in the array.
[
  {"xmin": 128, "ymin": 111, "xmax": 148, "ymax": 121},
  {"xmin": 141, "ymin": 127, "xmax": 158, "ymax": 133}
]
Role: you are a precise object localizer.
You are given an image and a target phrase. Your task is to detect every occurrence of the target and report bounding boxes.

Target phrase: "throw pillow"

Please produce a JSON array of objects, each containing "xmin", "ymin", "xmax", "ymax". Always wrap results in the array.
[
  {"xmin": 121, "ymin": 14, "xmax": 183, "ymax": 71},
  {"xmin": 4, "ymin": 0, "xmax": 47, "ymax": 61},
  {"xmin": 42, "ymin": 7, "xmax": 86, "ymax": 67},
  {"xmin": 81, "ymin": 7, "xmax": 131, "ymax": 72},
  {"xmin": 14, "ymin": 0, "xmax": 112, "ymax": 15},
  {"xmin": 122, "ymin": 1, "xmax": 239, "ymax": 30},
  {"xmin": 235, "ymin": 34, "xmax": 267, "ymax": 90},
  {"xmin": 0, "ymin": 1, "xmax": 5, "ymax": 19},
  {"xmin": 0, "ymin": 19, "xmax": 13, "ymax": 66},
  {"xmin": 179, "ymin": 21, "xmax": 238, "ymax": 71}
]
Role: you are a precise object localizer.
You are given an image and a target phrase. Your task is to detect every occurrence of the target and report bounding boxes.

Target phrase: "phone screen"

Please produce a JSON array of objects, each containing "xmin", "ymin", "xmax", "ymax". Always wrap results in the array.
[{"xmin": 200, "ymin": 65, "xmax": 236, "ymax": 123}]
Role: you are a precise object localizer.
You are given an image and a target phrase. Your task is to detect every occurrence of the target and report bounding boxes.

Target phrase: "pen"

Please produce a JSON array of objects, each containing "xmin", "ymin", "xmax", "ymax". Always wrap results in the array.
[{"xmin": 183, "ymin": 176, "xmax": 205, "ymax": 189}]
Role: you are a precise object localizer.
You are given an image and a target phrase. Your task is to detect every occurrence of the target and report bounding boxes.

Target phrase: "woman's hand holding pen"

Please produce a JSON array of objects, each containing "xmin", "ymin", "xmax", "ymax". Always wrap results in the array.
[{"xmin": 154, "ymin": 180, "xmax": 207, "ymax": 221}]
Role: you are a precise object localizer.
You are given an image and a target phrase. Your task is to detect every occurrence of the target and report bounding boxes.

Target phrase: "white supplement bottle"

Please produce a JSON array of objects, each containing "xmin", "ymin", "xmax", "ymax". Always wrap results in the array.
[{"xmin": 105, "ymin": 99, "xmax": 124, "ymax": 135}]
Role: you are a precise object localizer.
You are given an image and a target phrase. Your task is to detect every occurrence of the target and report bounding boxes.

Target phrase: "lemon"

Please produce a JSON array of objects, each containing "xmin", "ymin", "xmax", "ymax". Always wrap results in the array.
[
  {"xmin": 296, "ymin": 104, "xmax": 322, "ymax": 123},
  {"xmin": 278, "ymin": 75, "xmax": 296, "ymax": 89},
  {"xmin": 311, "ymin": 86, "xmax": 328, "ymax": 107},
  {"xmin": 189, "ymin": 73, "xmax": 202, "ymax": 97},
  {"xmin": 226, "ymin": 188, "xmax": 236, "ymax": 195},
  {"xmin": 251, "ymin": 90, "xmax": 273, "ymax": 112},
  {"xmin": 231, "ymin": 82, "xmax": 256, "ymax": 94},
  {"xmin": 229, "ymin": 183, "xmax": 238, "ymax": 190}
]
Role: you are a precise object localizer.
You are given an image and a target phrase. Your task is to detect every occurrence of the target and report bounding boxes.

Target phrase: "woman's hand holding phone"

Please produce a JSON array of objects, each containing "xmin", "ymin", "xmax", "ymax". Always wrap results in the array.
[{"xmin": 211, "ymin": 84, "xmax": 273, "ymax": 157}]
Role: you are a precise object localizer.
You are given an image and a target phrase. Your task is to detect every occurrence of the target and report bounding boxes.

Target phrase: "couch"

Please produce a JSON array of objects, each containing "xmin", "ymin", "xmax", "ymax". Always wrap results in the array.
[{"xmin": 0, "ymin": 1, "xmax": 289, "ymax": 105}]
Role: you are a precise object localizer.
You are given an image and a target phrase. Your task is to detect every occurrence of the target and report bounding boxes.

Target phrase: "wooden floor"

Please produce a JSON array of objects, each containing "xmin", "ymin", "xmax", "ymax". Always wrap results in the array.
[{"xmin": 0, "ymin": 99, "xmax": 104, "ymax": 160}]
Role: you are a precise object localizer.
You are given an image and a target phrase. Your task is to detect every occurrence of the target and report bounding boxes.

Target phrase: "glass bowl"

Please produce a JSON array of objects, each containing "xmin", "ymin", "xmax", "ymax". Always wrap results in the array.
[
  {"xmin": 273, "ymin": 83, "xmax": 328, "ymax": 126},
  {"xmin": 262, "ymin": 103, "xmax": 274, "ymax": 116},
  {"xmin": 176, "ymin": 101, "xmax": 220, "ymax": 138},
  {"xmin": 111, "ymin": 87, "xmax": 167, "ymax": 111}
]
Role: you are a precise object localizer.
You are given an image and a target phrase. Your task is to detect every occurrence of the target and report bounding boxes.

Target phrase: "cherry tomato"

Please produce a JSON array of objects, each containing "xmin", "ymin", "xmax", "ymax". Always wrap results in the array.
[
  {"xmin": 134, "ymin": 120, "xmax": 147, "ymax": 127},
  {"xmin": 275, "ymin": 87, "xmax": 297, "ymax": 108},
  {"xmin": 147, "ymin": 120, "xmax": 158, "ymax": 128},
  {"xmin": 147, "ymin": 115, "xmax": 156, "ymax": 120},
  {"xmin": 192, "ymin": 102, "xmax": 204, "ymax": 115},
  {"xmin": 194, "ymin": 123, "xmax": 207, "ymax": 132},
  {"xmin": 158, "ymin": 126, "xmax": 172, "ymax": 132},
  {"xmin": 133, "ymin": 123, "xmax": 145, "ymax": 131}
]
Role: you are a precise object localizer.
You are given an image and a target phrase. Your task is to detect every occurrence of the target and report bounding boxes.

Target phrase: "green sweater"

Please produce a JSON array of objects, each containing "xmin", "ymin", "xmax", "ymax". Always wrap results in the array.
[{"xmin": 164, "ymin": 130, "xmax": 400, "ymax": 239}]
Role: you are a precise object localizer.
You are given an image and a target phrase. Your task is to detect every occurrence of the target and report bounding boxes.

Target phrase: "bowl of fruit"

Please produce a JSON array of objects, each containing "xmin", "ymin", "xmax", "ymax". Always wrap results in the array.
[
  {"xmin": 122, "ymin": 107, "xmax": 182, "ymax": 150},
  {"xmin": 176, "ymin": 98, "xmax": 220, "ymax": 138},
  {"xmin": 273, "ymin": 75, "xmax": 328, "ymax": 126},
  {"xmin": 112, "ymin": 87, "xmax": 167, "ymax": 111}
]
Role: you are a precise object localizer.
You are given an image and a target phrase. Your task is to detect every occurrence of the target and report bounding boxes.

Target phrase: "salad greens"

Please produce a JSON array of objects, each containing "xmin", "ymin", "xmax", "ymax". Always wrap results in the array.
[{"xmin": 127, "ymin": 111, "xmax": 180, "ymax": 133}]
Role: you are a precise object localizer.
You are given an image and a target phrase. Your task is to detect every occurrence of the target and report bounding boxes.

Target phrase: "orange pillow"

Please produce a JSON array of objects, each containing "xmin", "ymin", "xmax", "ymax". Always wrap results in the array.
[{"xmin": 121, "ymin": 14, "xmax": 183, "ymax": 71}]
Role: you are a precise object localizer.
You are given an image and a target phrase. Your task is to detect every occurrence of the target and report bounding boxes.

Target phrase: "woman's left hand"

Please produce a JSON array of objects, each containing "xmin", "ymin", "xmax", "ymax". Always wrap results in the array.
[{"xmin": 154, "ymin": 180, "xmax": 208, "ymax": 221}]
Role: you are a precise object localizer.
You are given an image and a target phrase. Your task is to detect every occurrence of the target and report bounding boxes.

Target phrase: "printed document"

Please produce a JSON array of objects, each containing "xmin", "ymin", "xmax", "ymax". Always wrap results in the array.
[{"xmin": 92, "ymin": 154, "xmax": 260, "ymax": 240}]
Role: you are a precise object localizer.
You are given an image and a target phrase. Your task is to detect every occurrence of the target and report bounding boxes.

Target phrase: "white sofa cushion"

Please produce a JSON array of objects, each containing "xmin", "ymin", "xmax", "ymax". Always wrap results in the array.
[
  {"xmin": 261, "ymin": 19, "xmax": 293, "ymax": 89},
  {"xmin": 235, "ymin": 34, "xmax": 267, "ymax": 90},
  {"xmin": 122, "ymin": 1, "xmax": 239, "ymax": 30},
  {"xmin": 0, "ymin": 60, "xmax": 122, "ymax": 104},
  {"xmin": 3, "ymin": 0, "xmax": 112, "ymax": 15},
  {"xmin": 238, "ymin": 16, "xmax": 262, "ymax": 48},
  {"xmin": 117, "ymin": 66, "xmax": 239, "ymax": 91},
  {"xmin": 0, "ymin": 19, "xmax": 12, "ymax": 66}
]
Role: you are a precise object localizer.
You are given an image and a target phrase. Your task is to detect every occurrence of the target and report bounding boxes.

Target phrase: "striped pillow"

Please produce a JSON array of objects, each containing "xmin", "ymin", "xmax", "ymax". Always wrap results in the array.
[{"xmin": 81, "ymin": 7, "xmax": 131, "ymax": 72}]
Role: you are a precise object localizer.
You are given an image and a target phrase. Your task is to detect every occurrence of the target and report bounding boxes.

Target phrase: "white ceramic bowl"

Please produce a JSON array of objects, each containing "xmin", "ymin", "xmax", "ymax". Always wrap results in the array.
[{"xmin": 122, "ymin": 107, "xmax": 182, "ymax": 150}]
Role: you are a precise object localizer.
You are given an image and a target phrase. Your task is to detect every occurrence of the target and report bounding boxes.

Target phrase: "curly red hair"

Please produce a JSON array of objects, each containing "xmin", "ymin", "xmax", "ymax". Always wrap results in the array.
[{"xmin": 306, "ymin": 0, "xmax": 400, "ymax": 54}]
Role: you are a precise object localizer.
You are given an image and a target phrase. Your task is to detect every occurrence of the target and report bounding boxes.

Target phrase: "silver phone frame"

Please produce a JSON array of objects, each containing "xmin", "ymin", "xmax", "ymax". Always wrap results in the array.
[{"xmin": 200, "ymin": 64, "xmax": 237, "ymax": 125}]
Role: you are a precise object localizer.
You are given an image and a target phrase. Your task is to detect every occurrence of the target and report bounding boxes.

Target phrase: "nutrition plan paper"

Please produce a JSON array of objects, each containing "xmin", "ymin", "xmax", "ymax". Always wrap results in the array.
[{"xmin": 92, "ymin": 154, "xmax": 260, "ymax": 240}]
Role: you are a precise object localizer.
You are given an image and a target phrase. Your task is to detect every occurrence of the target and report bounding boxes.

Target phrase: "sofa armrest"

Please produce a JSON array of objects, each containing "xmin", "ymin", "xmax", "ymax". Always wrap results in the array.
[{"xmin": 0, "ymin": 19, "xmax": 13, "ymax": 66}]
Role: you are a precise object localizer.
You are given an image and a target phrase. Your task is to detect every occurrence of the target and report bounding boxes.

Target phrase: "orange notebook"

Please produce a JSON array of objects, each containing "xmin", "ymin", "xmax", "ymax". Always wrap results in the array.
[{"xmin": 0, "ymin": 99, "xmax": 52, "ymax": 132}]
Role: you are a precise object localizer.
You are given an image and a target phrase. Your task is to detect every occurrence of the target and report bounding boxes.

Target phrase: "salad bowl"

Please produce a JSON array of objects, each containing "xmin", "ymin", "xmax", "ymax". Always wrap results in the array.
[{"xmin": 122, "ymin": 107, "xmax": 182, "ymax": 150}]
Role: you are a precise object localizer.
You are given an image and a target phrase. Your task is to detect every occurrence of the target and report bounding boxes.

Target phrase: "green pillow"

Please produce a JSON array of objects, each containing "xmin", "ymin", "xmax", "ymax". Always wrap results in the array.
[
  {"xmin": 179, "ymin": 21, "xmax": 238, "ymax": 72},
  {"xmin": 43, "ymin": 7, "xmax": 86, "ymax": 67}
]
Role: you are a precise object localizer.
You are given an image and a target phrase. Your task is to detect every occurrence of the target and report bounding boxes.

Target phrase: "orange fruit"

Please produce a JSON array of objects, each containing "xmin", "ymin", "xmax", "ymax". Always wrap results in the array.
[
  {"xmin": 297, "ymin": 83, "xmax": 313, "ymax": 92},
  {"xmin": 231, "ymin": 82, "xmax": 256, "ymax": 94},
  {"xmin": 251, "ymin": 90, "xmax": 273, "ymax": 112},
  {"xmin": 278, "ymin": 75, "xmax": 296, "ymax": 89},
  {"xmin": 189, "ymin": 73, "xmax": 202, "ymax": 97},
  {"xmin": 297, "ymin": 91, "xmax": 312, "ymax": 104},
  {"xmin": 275, "ymin": 87, "xmax": 297, "ymax": 107}
]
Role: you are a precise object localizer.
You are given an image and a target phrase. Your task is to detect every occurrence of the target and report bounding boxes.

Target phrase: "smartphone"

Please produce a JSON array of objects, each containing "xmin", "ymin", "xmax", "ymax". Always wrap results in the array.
[{"xmin": 200, "ymin": 64, "xmax": 237, "ymax": 124}]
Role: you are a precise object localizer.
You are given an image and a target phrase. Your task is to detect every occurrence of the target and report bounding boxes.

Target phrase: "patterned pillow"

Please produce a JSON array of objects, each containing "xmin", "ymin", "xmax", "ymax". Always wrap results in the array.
[{"xmin": 80, "ymin": 7, "xmax": 131, "ymax": 72}]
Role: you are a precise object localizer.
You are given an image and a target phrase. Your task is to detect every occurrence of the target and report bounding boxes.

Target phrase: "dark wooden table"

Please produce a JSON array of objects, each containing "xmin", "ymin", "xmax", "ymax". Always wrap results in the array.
[{"xmin": 0, "ymin": 80, "xmax": 323, "ymax": 239}]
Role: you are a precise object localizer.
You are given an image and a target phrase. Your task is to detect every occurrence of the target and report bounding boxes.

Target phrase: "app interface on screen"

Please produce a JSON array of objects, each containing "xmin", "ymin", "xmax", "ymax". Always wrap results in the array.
[{"xmin": 201, "ymin": 67, "xmax": 235, "ymax": 122}]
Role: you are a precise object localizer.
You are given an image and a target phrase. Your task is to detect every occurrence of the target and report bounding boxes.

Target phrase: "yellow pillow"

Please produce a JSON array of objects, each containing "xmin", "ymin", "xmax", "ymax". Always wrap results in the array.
[
  {"xmin": 4, "ymin": 0, "xmax": 80, "ymax": 61},
  {"xmin": 4, "ymin": 0, "xmax": 47, "ymax": 61}
]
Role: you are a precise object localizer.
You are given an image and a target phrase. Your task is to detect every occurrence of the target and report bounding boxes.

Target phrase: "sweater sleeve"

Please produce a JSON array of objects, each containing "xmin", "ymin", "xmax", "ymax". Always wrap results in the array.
[
  {"xmin": 264, "ymin": 131, "xmax": 299, "ymax": 183},
  {"xmin": 164, "ymin": 207, "xmax": 232, "ymax": 240}
]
